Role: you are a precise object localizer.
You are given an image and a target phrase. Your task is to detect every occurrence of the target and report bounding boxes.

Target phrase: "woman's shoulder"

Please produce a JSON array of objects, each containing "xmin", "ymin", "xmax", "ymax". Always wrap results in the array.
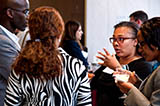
[
  {"xmin": 148, "ymin": 65, "xmax": 160, "ymax": 85},
  {"xmin": 59, "ymin": 47, "xmax": 86, "ymax": 73},
  {"xmin": 58, "ymin": 47, "xmax": 69, "ymax": 55},
  {"xmin": 59, "ymin": 47, "xmax": 83, "ymax": 65},
  {"xmin": 128, "ymin": 58, "xmax": 152, "ymax": 80},
  {"xmin": 152, "ymin": 63, "xmax": 160, "ymax": 74},
  {"xmin": 128, "ymin": 57, "xmax": 152, "ymax": 72},
  {"xmin": 62, "ymin": 40, "xmax": 79, "ymax": 49},
  {"xmin": 129, "ymin": 58, "xmax": 152, "ymax": 67},
  {"xmin": 64, "ymin": 40, "xmax": 77, "ymax": 44}
]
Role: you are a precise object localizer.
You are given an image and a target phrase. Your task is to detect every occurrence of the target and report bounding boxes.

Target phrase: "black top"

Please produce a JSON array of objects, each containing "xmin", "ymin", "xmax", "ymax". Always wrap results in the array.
[
  {"xmin": 90, "ymin": 58, "xmax": 152, "ymax": 106},
  {"xmin": 127, "ymin": 58, "xmax": 152, "ymax": 80},
  {"xmin": 61, "ymin": 40, "xmax": 89, "ymax": 67}
]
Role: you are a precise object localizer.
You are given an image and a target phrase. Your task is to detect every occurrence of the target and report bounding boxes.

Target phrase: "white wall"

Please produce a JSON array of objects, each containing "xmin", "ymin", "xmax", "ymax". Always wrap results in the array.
[{"xmin": 86, "ymin": 0, "xmax": 160, "ymax": 63}]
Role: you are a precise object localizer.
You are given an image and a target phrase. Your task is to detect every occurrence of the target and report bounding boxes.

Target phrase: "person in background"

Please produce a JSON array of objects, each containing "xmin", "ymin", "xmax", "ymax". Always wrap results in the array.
[
  {"xmin": 114, "ymin": 17, "xmax": 160, "ymax": 106},
  {"xmin": 60, "ymin": 20, "xmax": 89, "ymax": 68},
  {"xmin": 4, "ymin": 6, "xmax": 91, "ymax": 106},
  {"xmin": 94, "ymin": 21, "xmax": 152, "ymax": 106},
  {"xmin": 0, "ymin": 0, "xmax": 29, "ymax": 105},
  {"xmin": 129, "ymin": 10, "xmax": 157, "ymax": 66},
  {"xmin": 129, "ymin": 10, "xmax": 148, "ymax": 27}
]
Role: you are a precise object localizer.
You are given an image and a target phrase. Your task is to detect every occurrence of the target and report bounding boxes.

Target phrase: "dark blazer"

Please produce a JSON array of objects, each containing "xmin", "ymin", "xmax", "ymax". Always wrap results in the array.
[
  {"xmin": 0, "ymin": 27, "xmax": 19, "ymax": 105},
  {"xmin": 61, "ymin": 40, "xmax": 89, "ymax": 67}
]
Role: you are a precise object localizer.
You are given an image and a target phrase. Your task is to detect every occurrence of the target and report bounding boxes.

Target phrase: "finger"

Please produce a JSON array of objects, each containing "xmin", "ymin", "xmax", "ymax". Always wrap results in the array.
[
  {"xmin": 96, "ymin": 55, "xmax": 104, "ymax": 61},
  {"xmin": 116, "ymin": 81, "xmax": 123, "ymax": 87},
  {"xmin": 112, "ymin": 54, "xmax": 116, "ymax": 58},
  {"xmin": 117, "ymin": 81, "xmax": 126, "ymax": 86},
  {"xmin": 132, "ymin": 71, "xmax": 136, "ymax": 76},
  {"xmin": 103, "ymin": 48, "xmax": 110, "ymax": 55},
  {"xmin": 116, "ymin": 68, "xmax": 125, "ymax": 73},
  {"xmin": 126, "ymin": 70, "xmax": 133, "ymax": 75},
  {"xmin": 97, "ymin": 51, "xmax": 107, "ymax": 57},
  {"xmin": 113, "ymin": 71, "xmax": 121, "ymax": 75},
  {"xmin": 97, "ymin": 62, "xmax": 104, "ymax": 65}
]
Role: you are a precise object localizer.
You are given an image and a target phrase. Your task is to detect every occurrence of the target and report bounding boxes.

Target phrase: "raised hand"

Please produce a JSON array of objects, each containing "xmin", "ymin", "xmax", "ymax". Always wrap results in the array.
[{"xmin": 96, "ymin": 48, "xmax": 121, "ymax": 70}]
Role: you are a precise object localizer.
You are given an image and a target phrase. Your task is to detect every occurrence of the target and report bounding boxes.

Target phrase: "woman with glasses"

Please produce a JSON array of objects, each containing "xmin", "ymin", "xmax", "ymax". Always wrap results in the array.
[
  {"xmin": 98, "ymin": 21, "xmax": 152, "ymax": 80},
  {"xmin": 114, "ymin": 17, "xmax": 160, "ymax": 106},
  {"xmin": 93, "ymin": 21, "xmax": 152, "ymax": 106}
]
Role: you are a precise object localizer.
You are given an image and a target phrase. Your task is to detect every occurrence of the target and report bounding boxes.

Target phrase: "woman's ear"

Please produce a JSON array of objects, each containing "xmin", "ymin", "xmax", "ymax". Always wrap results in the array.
[
  {"xmin": 6, "ymin": 8, "xmax": 13, "ymax": 19},
  {"xmin": 134, "ymin": 38, "xmax": 138, "ymax": 47}
]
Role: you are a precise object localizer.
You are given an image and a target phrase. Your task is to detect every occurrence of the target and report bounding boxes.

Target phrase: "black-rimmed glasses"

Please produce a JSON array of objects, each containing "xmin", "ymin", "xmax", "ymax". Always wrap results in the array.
[
  {"xmin": 109, "ymin": 37, "xmax": 136, "ymax": 43},
  {"xmin": 9, "ymin": 8, "xmax": 29, "ymax": 16}
]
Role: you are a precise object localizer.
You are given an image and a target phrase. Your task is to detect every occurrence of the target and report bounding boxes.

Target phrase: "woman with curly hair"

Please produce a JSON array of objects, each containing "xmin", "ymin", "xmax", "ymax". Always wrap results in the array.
[{"xmin": 4, "ymin": 6, "xmax": 91, "ymax": 106}]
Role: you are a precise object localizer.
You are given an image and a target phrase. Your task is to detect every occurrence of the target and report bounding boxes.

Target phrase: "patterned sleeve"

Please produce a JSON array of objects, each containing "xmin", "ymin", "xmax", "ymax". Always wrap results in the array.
[
  {"xmin": 4, "ymin": 70, "xmax": 22, "ymax": 106},
  {"xmin": 77, "ymin": 64, "xmax": 92, "ymax": 106},
  {"xmin": 5, "ymin": 47, "xmax": 92, "ymax": 106}
]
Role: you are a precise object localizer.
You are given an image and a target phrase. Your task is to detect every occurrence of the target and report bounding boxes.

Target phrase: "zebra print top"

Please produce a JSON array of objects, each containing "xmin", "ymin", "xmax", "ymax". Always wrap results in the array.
[{"xmin": 4, "ymin": 48, "xmax": 92, "ymax": 106}]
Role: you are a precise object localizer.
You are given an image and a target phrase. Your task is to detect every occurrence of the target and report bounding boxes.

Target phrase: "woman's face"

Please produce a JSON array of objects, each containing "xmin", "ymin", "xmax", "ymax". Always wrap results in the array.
[
  {"xmin": 76, "ymin": 26, "xmax": 83, "ymax": 41},
  {"xmin": 112, "ymin": 27, "xmax": 138, "ymax": 58},
  {"xmin": 137, "ymin": 31, "xmax": 158, "ymax": 61}
]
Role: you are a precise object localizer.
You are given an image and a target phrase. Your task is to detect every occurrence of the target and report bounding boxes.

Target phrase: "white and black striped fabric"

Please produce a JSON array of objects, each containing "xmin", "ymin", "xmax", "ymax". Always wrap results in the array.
[{"xmin": 4, "ymin": 48, "xmax": 92, "ymax": 106}]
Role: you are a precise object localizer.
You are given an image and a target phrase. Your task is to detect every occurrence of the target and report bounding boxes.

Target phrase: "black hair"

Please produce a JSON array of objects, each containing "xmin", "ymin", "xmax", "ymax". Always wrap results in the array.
[
  {"xmin": 140, "ymin": 17, "xmax": 160, "ymax": 50},
  {"xmin": 129, "ymin": 10, "xmax": 148, "ymax": 23},
  {"xmin": 114, "ymin": 21, "xmax": 139, "ymax": 38}
]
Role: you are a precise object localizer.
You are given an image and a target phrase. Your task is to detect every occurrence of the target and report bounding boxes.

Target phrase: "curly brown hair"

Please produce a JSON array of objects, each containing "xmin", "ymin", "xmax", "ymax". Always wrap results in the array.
[{"xmin": 12, "ymin": 6, "xmax": 64, "ymax": 79}]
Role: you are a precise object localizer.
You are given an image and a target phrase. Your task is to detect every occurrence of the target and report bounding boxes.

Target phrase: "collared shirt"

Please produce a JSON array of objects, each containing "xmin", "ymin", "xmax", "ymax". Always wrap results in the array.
[{"xmin": 0, "ymin": 25, "xmax": 21, "ymax": 50}]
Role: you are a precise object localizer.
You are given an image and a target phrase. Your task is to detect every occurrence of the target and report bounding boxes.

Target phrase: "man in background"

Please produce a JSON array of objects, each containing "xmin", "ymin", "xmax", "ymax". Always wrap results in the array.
[
  {"xmin": 0, "ymin": 0, "xmax": 29, "ymax": 105},
  {"xmin": 129, "ymin": 10, "xmax": 148, "ymax": 27},
  {"xmin": 129, "ymin": 10, "xmax": 157, "ymax": 67}
]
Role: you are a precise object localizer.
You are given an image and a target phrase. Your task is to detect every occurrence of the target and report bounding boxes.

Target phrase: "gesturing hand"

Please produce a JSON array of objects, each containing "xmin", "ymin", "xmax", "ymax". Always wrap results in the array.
[{"xmin": 96, "ymin": 48, "xmax": 121, "ymax": 70}]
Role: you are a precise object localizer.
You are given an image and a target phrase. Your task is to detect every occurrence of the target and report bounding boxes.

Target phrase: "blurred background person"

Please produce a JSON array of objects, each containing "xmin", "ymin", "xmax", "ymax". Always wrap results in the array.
[
  {"xmin": 94, "ymin": 21, "xmax": 152, "ymax": 106},
  {"xmin": 0, "ymin": 0, "xmax": 29, "ymax": 105},
  {"xmin": 60, "ymin": 20, "xmax": 89, "ymax": 68},
  {"xmin": 115, "ymin": 17, "xmax": 160, "ymax": 106},
  {"xmin": 129, "ymin": 10, "xmax": 148, "ymax": 27},
  {"xmin": 129, "ymin": 10, "xmax": 157, "ymax": 66},
  {"xmin": 4, "ymin": 6, "xmax": 91, "ymax": 106}
]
